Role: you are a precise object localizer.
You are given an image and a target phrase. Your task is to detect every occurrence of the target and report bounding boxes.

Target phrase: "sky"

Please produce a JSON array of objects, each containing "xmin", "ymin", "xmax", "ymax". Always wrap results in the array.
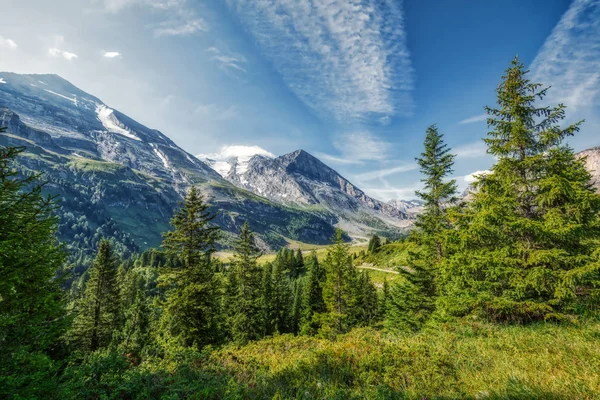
[{"xmin": 0, "ymin": 0, "xmax": 599, "ymax": 201}]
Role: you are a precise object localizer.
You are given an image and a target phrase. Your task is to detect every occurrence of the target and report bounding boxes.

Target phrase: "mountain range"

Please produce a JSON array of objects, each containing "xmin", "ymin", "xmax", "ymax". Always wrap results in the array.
[{"xmin": 0, "ymin": 72, "xmax": 411, "ymax": 259}]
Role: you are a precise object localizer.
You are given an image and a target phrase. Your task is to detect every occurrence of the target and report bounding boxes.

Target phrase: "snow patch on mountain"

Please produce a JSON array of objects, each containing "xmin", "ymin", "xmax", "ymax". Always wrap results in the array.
[
  {"xmin": 96, "ymin": 104, "xmax": 141, "ymax": 141},
  {"xmin": 45, "ymin": 89, "xmax": 77, "ymax": 104},
  {"xmin": 151, "ymin": 143, "xmax": 170, "ymax": 170},
  {"xmin": 197, "ymin": 145, "xmax": 275, "ymax": 177},
  {"xmin": 0, "ymin": 78, "xmax": 5, "ymax": 84}
]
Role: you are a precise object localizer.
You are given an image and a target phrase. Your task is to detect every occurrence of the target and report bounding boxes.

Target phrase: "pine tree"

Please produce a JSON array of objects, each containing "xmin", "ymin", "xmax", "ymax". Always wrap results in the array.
[
  {"xmin": 367, "ymin": 234, "xmax": 381, "ymax": 253},
  {"xmin": 290, "ymin": 279, "xmax": 304, "ymax": 335},
  {"xmin": 271, "ymin": 259, "xmax": 291, "ymax": 334},
  {"xmin": 378, "ymin": 277, "xmax": 390, "ymax": 320},
  {"xmin": 227, "ymin": 222, "xmax": 264, "ymax": 344},
  {"xmin": 72, "ymin": 239, "xmax": 121, "ymax": 351},
  {"xmin": 358, "ymin": 271, "xmax": 379, "ymax": 325},
  {"xmin": 0, "ymin": 144, "xmax": 68, "ymax": 395},
  {"xmin": 300, "ymin": 252, "xmax": 326, "ymax": 335},
  {"xmin": 158, "ymin": 186, "xmax": 221, "ymax": 348},
  {"xmin": 261, "ymin": 262, "xmax": 275, "ymax": 336},
  {"xmin": 294, "ymin": 248, "xmax": 305, "ymax": 277},
  {"xmin": 388, "ymin": 125, "xmax": 457, "ymax": 331},
  {"xmin": 438, "ymin": 58, "xmax": 600, "ymax": 322},
  {"xmin": 321, "ymin": 229, "xmax": 358, "ymax": 336}
]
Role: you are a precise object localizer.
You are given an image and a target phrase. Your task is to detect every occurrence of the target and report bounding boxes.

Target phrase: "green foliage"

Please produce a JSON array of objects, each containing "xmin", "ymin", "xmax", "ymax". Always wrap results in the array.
[
  {"xmin": 158, "ymin": 186, "xmax": 221, "ymax": 348},
  {"xmin": 438, "ymin": 58, "xmax": 600, "ymax": 322},
  {"xmin": 388, "ymin": 125, "xmax": 457, "ymax": 331},
  {"xmin": 226, "ymin": 222, "xmax": 264, "ymax": 344},
  {"xmin": 367, "ymin": 233, "xmax": 381, "ymax": 253},
  {"xmin": 71, "ymin": 239, "xmax": 121, "ymax": 352},
  {"xmin": 0, "ymin": 144, "xmax": 68, "ymax": 397},
  {"xmin": 321, "ymin": 229, "xmax": 359, "ymax": 336},
  {"xmin": 300, "ymin": 252, "xmax": 326, "ymax": 335}
]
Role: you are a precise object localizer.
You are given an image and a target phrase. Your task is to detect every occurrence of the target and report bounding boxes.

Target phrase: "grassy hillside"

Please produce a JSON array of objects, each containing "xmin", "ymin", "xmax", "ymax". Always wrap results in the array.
[{"xmin": 68, "ymin": 321, "xmax": 600, "ymax": 399}]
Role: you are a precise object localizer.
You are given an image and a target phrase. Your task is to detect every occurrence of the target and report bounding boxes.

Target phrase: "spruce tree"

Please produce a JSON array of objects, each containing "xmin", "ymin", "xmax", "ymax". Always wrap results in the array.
[
  {"xmin": 321, "ymin": 229, "xmax": 357, "ymax": 336},
  {"xmin": 378, "ymin": 277, "xmax": 390, "ymax": 320},
  {"xmin": 300, "ymin": 252, "xmax": 326, "ymax": 335},
  {"xmin": 261, "ymin": 262, "xmax": 275, "ymax": 336},
  {"xmin": 159, "ymin": 186, "xmax": 220, "ymax": 348},
  {"xmin": 438, "ymin": 58, "xmax": 600, "ymax": 322},
  {"xmin": 388, "ymin": 125, "xmax": 457, "ymax": 331},
  {"xmin": 227, "ymin": 222, "xmax": 264, "ymax": 344},
  {"xmin": 290, "ymin": 279, "xmax": 304, "ymax": 335},
  {"xmin": 358, "ymin": 271, "xmax": 379, "ymax": 325},
  {"xmin": 72, "ymin": 239, "xmax": 121, "ymax": 351},
  {"xmin": 271, "ymin": 259, "xmax": 291, "ymax": 334},
  {"xmin": 0, "ymin": 144, "xmax": 67, "ymax": 396},
  {"xmin": 368, "ymin": 234, "xmax": 381, "ymax": 253}
]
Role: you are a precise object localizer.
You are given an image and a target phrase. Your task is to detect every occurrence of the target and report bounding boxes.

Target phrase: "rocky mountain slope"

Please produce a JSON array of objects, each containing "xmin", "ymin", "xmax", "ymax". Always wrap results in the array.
[
  {"xmin": 0, "ymin": 73, "xmax": 339, "ymax": 256},
  {"xmin": 578, "ymin": 147, "xmax": 600, "ymax": 192},
  {"xmin": 199, "ymin": 149, "xmax": 412, "ymax": 239}
]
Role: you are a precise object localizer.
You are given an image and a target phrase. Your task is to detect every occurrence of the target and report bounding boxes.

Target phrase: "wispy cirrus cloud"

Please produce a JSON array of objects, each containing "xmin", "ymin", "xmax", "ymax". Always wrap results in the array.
[
  {"xmin": 530, "ymin": 0, "xmax": 600, "ymax": 112},
  {"xmin": 48, "ymin": 48, "xmax": 78, "ymax": 61},
  {"xmin": 226, "ymin": 0, "xmax": 414, "ymax": 122},
  {"xmin": 458, "ymin": 113, "xmax": 487, "ymax": 125},
  {"xmin": 354, "ymin": 163, "xmax": 418, "ymax": 182},
  {"xmin": 454, "ymin": 141, "xmax": 488, "ymax": 158},
  {"xmin": 206, "ymin": 47, "xmax": 247, "ymax": 74},
  {"xmin": 99, "ymin": 0, "xmax": 206, "ymax": 37},
  {"xmin": 0, "ymin": 36, "xmax": 17, "ymax": 49}
]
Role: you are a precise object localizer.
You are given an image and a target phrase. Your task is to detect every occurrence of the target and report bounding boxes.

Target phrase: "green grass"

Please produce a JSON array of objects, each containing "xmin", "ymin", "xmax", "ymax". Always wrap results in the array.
[
  {"xmin": 67, "ymin": 158, "xmax": 127, "ymax": 174},
  {"xmin": 204, "ymin": 321, "xmax": 600, "ymax": 399},
  {"xmin": 357, "ymin": 241, "xmax": 417, "ymax": 269},
  {"xmin": 77, "ymin": 321, "xmax": 600, "ymax": 399}
]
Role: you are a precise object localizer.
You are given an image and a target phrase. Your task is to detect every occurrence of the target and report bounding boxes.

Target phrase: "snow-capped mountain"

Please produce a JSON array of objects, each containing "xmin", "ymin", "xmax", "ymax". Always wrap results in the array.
[
  {"xmin": 198, "ymin": 145, "xmax": 275, "ymax": 179},
  {"xmin": 0, "ymin": 72, "xmax": 337, "ymax": 251},
  {"xmin": 200, "ymin": 148, "xmax": 412, "ymax": 239}
]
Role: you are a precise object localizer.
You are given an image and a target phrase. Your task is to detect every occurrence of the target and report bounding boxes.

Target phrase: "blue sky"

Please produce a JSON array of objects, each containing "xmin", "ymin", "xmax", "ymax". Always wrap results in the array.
[{"xmin": 0, "ymin": 0, "xmax": 599, "ymax": 200}]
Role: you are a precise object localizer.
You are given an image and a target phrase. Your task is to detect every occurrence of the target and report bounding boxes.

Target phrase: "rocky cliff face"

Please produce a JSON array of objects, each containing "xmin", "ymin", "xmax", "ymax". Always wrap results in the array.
[
  {"xmin": 201, "ymin": 149, "xmax": 411, "ymax": 239},
  {"xmin": 577, "ymin": 147, "xmax": 600, "ymax": 192}
]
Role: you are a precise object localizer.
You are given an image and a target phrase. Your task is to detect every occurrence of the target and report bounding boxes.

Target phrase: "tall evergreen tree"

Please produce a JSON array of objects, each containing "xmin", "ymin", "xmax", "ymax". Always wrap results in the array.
[
  {"xmin": 438, "ymin": 58, "xmax": 600, "ymax": 322},
  {"xmin": 378, "ymin": 277, "xmax": 390, "ymax": 321},
  {"xmin": 321, "ymin": 229, "xmax": 357, "ymax": 336},
  {"xmin": 357, "ymin": 271, "xmax": 379, "ymax": 325},
  {"xmin": 158, "ymin": 186, "xmax": 220, "ymax": 348},
  {"xmin": 367, "ymin": 234, "xmax": 381, "ymax": 253},
  {"xmin": 72, "ymin": 239, "xmax": 121, "ymax": 351},
  {"xmin": 300, "ymin": 252, "xmax": 326, "ymax": 335},
  {"xmin": 271, "ymin": 259, "xmax": 291, "ymax": 334},
  {"xmin": 290, "ymin": 279, "xmax": 304, "ymax": 335},
  {"xmin": 261, "ymin": 262, "xmax": 275, "ymax": 336},
  {"xmin": 388, "ymin": 125, "xmax": 457, "ymax": 331},
  {"xmin": 227, "ymin": 222, "xmax": 264, "ymax": 344},
  {"xmin": 0, "ymin": 144, "xmax": 68, "ymax": 396}
]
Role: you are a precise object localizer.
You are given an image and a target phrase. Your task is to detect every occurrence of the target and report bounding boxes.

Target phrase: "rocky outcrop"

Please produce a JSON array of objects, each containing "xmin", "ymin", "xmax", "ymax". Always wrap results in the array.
[{"xmin": 577, "ymin": 147, "xmax": 600, "ymax": 193}]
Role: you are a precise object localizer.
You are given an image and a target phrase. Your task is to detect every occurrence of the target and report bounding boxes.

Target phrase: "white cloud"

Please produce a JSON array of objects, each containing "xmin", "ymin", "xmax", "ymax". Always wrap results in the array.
[
  {"xmin": 530, "ymin": 0, "xmax": 600, "ymax": 112},
  {"xmin": 362, "ymin": 182, "xmax": 422, "ymax": 202},
  {"xmin": 333, "ymin": 131, "xmax": 390, "ymax": 162},
  {"xmin": 206, "ymin": 47, "xmax": 246, "ymax": 74},
  {"xmin": 198, "ymin": 145, "xmax": 275, "ymax": 161},
  {"xmin": 0, "ymin": 36, "xmax": 17, "ymax": 49},
  {"xmin": 103, "ymin": 51, "xmax": 121, "ymax": 58},
  {"xmin": 154, "ymin": 18, "xmax": 205, "ymax": 37},
  {"xmin": 226, "ymin": 0, "xmax": 414, "ymax": 122},
  {"xmin": 458, "ymin": 113, "xmax": 487, "ymax": 125},
  {"xmin": 48, "ymin": 48, "xmax": 78, "ymax": 61},
  {"xmin": 313, "ymin": 152, "xmax": 364, "ymax": 165},
  {"xmin": 354, "ymin": 163, "xmax": 418, "ymax": 182},
  {"xmin": 194, "ymin": 104, "xmax": 238, "ymax": 121},
  {"xmin": 463, "ymin": 169, "xmax": 491, "ymax": 184},
  {"xmin": 454, "ymin": 141, "xmax": 488, "ymax": 158}
]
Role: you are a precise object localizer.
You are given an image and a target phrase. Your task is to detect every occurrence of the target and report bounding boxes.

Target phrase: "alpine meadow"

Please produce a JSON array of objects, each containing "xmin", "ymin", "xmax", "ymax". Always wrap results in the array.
[{"xmin": 2, "ymin": 1, "xmax": 600, "ymax": 399}]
